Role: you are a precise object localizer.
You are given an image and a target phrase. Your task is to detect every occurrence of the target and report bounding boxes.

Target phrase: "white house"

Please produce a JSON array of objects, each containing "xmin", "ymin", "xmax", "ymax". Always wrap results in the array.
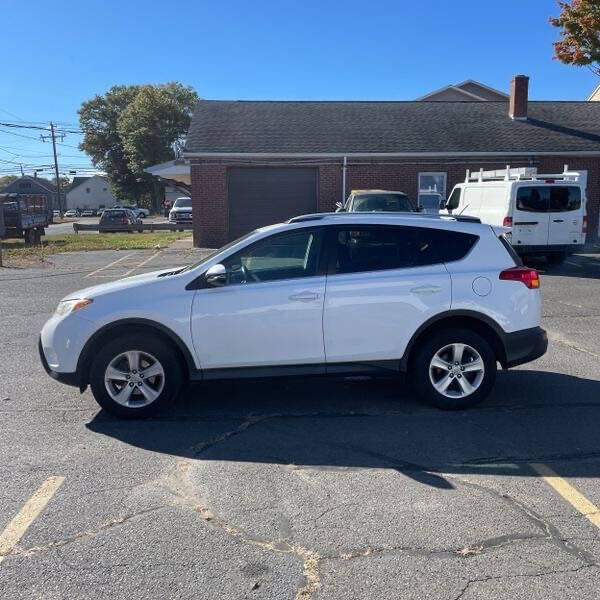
[{"xmin": 66, "ymin": 175, "xmax": 117, "ymax": 210}]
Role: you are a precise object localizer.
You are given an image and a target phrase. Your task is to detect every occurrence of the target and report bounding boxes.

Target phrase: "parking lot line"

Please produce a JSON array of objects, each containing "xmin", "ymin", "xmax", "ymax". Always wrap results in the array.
[
  {"xmin": 0, "ymin": 476, "xmax": 64, "ymax": 564},
  {"xmin": 530, "ymin": 463, "xmax": 600, "ymax": 529},
  {"xmin": 121, "ymin": 250, "xmax": 161, "ymax": 277},
  {"xmin": 85, "ymin": 253, "xmax": 134, "ymax": 278}
]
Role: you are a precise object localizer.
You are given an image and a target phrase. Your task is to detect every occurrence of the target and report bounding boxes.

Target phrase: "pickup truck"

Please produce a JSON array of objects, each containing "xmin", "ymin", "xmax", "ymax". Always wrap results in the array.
[{"xmin": 0, "ymin": 193, "xmax": 50, "ymax": 244}]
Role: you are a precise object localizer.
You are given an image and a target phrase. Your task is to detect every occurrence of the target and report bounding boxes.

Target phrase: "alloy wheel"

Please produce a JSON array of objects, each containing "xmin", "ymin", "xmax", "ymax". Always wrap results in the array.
[
  {"xmin": 104, "ymin": 350, "xmax": 165, "ymax": 407},
  {"xmin": 428, "ymin": 343, "xmax": 485, "ymax": 399}
]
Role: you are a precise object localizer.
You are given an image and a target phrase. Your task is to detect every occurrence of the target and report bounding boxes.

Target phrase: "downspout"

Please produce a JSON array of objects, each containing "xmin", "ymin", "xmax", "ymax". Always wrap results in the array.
[{"xmin": 342, "ymin": 156, "xmax": 347, "ymax": 206}]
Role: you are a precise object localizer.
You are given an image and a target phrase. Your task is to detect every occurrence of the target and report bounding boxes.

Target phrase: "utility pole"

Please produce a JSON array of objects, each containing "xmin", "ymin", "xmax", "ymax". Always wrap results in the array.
[{"xmin": 41, "ymin": 123, "xmax": 65, "ymax": 215}]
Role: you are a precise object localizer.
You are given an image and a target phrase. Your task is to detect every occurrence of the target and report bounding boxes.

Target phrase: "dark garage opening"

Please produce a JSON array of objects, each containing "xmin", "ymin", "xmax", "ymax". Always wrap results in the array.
[{"xmin": 228, "ymin": 167, "xmax": 318, "ymax": 239}]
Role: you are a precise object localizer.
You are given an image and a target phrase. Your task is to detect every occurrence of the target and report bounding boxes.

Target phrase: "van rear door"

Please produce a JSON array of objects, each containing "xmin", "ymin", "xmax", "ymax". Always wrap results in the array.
[
  {"xmin": 512, "ymin": 185, "xmax": 551, "ymax": 248},
  {"xmin": 547, "ymin": 185, "xmax": 585, "ymax": 246}
]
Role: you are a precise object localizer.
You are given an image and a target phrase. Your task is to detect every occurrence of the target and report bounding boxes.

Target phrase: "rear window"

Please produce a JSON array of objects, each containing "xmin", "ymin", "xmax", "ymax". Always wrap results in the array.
[
  {"xmin": 516, "ymin": 185, "xmax": 581, "ymax": 213},
  {"xmin": 351, "ymin": 194, "xmax": 413, "ymax": 212},
  {"xmin": 103, "ymin": 210, "xmax": 124, "ymax": 219}
]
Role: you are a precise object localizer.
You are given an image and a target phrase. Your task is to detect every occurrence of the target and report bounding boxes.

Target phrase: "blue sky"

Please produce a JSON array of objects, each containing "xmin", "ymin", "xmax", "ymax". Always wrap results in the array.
[{"xmin": 0, "ymin": 0, "xmax": 597, "ymax": 176}]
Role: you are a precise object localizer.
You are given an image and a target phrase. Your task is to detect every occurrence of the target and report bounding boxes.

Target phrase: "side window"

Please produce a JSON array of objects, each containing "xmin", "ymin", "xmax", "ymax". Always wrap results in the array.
[
  {"xmin": 446, "ymin": 187, "xmax": 461, "ymax": 210},
  {"xmin": 332, "ymin": 226, "xmax": 438, "ymax": 274},
  {"xmin": 222, "ymin": 229, "xmax": 323, "ymax": 285},
  {"xmin": 428, "ymin": 229, "xmax": 479, "ymax": 263}
]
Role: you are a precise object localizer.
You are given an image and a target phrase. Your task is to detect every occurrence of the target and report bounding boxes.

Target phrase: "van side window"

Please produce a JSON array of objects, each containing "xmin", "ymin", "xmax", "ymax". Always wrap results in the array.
[
  {"xmin": 516, "ymin": 186, "xmax": 581, "ymax": 213},
  {"xmin": 446, "ymin": 188, "xmax": 461, "ymax": 210}
]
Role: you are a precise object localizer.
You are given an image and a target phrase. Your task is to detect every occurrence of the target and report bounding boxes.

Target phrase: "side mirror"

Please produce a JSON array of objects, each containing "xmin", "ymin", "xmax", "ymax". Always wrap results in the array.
[{"xmin": 205, "ymin": 263, "xmax": 227, "ymax": 287}]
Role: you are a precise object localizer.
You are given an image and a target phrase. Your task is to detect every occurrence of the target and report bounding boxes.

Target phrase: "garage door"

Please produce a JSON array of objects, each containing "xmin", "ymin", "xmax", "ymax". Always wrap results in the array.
[{"xmin": 228, "ymin": 168, "xmax": 318, "ymax": 239}]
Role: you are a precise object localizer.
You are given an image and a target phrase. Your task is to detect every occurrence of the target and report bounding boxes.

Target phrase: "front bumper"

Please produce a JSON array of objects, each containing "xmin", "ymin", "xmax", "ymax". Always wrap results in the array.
[
  {"xmin": 38, "ymin": 337, "xmax": 79, "ymax": 387},
  {"xmin": 502, "ymin": 326, "xmax": 548, "ymax": 368}
]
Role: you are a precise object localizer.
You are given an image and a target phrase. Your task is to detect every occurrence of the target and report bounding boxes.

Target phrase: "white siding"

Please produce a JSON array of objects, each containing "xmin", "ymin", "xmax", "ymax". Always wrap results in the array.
[{"xmin": 66, "ymin": 176, "xmax": 117, "ymax": 210}]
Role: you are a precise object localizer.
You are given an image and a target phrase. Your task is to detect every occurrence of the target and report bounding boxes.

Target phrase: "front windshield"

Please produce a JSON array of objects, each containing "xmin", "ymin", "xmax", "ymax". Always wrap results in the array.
[
  {"xmin": 174, "ymin": 197, "xmax": 192, "ymax": 208},
  {"xmin": 352, "ymin": 193, "xmax": 413, "ymax": 212}
]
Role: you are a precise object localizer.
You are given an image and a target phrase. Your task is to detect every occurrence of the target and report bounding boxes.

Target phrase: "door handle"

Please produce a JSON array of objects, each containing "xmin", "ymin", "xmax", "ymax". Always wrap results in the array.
[
  {"xmin": 289, "ymin": 291, "xmax": 319, "ymax": 302},
  {"xmin": 410, "ymin": 285, "xmax": 442, "ymax": 295},
  {"xmin": 553, "ymin": 219, "xmax": 564, "ymax": 223}
]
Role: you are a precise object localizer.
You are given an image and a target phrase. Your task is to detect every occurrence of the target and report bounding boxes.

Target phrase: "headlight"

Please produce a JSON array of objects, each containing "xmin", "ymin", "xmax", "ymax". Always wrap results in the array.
[{"xmin": 54, "ymin": 298, "xmax": 93, "ymax": 317}]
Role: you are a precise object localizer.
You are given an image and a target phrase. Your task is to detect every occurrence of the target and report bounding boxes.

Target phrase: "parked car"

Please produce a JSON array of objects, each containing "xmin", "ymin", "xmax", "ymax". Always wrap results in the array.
[
  {"xmin": 113, "ymin": 204, "xmax": 149, "ymax": 219},
  {"xmin": 53, "ymin": 210, "xmax": 61, "ymax": 218},
  {"xmin": 418, "ymin": 191, "xmax": 445, "ymax": 214},
  {"xmin": 40, "ymin": 212, "xmax": 547, "ymax": 418},
  {"xmin": 444, "ymin": 166, "xmax": 587, "ymax": 264},
  {"xmin": 169, "ymin": 197, "xmax": 192, "ymax": 227},
  {"xmin": 99, "ymin": 208, "xmax": 143, "ymax": 232},
  {"xmin": 64, "ymin": 209, "xmax": 79, "ymax": 218},
  {"xmin": 337, "ymin": 190, "xmax": 415, "ymax": 213},
  {"xmin": 80, "ymin": 209, "xmax": 95, "ymax": 217}
]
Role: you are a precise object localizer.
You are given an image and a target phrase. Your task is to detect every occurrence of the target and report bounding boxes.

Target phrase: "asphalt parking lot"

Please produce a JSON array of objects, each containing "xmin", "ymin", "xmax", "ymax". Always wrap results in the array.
[{"xmin": 1, "ymin": 247, "xmax": 599, "ymax": 599}]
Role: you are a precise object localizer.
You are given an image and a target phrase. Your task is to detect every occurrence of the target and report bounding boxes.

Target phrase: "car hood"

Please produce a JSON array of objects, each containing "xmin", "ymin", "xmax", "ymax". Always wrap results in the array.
[{"xmin": 60, "ymin": 266, "xmax": 186, "ymax": 301}]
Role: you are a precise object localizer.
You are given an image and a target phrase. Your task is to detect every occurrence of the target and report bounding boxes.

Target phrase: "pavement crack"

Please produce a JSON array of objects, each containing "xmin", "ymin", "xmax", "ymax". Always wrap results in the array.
[
  {"xmin": 5, "ymin": 506, "xmax": 165, "ymax": 560},
  {"xmin": 450, "ymin": 478, "xmax": 597, "ymax": 565},
  {"xmin": 453, "ymin": 564, "xmax": 598, "ymax": 600}
]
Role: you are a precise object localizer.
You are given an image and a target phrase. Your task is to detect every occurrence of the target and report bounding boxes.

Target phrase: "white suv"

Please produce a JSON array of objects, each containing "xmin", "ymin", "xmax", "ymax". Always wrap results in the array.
[{"xmin": 39, "ymin": 213, "xmax": 547, "ymax": 417}]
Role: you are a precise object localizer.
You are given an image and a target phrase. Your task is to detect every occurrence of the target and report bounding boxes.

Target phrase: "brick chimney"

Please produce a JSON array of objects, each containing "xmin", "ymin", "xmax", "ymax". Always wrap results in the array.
[{"xmin": 509, "ymin": 75, "xmax": 529, "ymax": 120}]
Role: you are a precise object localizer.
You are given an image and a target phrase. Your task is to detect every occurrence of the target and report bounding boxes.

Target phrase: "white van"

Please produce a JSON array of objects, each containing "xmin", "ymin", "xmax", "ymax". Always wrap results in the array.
[{"xmin": 444, "ymin": 166, "xmax": 587, "ymax": 263}]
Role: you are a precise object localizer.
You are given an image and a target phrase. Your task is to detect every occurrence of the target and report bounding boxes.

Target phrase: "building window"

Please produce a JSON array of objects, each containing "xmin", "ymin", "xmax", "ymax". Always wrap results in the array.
[
  {"xmin": 86, "ymin": 187, "xmax": 91, "ymax": 193},
  {"xmin": 103, "ymin": 187, "xmax": 107, "ymax": 192},
  {"xmin": 19, "ymin": 182, "xmax": 32, "ymax": 189},
  {"xmin": 418, "ymin": 172, "xmax": 447, "ymax": 208}
]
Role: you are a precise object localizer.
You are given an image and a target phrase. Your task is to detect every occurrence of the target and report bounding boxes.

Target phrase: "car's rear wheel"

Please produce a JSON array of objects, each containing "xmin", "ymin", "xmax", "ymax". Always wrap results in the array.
[
  {"xmin": 411, "ymin": 328, "xmax": 496, "ymax": 410},
  {"xmin": 89, "ymin": 333, "xmax": 183, "ymax": 418}
]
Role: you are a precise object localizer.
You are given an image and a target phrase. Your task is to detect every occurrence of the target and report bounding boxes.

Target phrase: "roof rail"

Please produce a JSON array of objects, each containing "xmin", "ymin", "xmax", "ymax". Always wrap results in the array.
[
  {"xmin": 464, "ymin": 164, "xmax": 584, "ymax": 183},
  {"xmin": 286, "ymin": 214, "xmax": 326, "ymax": 223}
]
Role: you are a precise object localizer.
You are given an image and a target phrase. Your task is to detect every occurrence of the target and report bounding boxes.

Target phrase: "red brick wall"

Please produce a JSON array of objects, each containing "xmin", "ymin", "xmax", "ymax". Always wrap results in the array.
[
  {"xmin": 191, "ymin": 162, "xmax": 227, "ymax": 248},
  {"xmin": 191, "ymin": 157, "xmax": 599, "ymax": 247},
  {"xmin": 318, "ymin": 165, "xmax": 342, "ymax": 212}
]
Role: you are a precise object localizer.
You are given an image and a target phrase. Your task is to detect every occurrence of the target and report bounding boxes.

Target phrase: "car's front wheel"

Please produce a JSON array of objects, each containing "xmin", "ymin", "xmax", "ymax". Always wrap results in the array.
[
  {"xmin": 89, "ymin": 333, "xmax": 183, "ymax": 418},
  {"xmin": 411, "ymin": 329, "xmax": 496, "ymax": 410}
]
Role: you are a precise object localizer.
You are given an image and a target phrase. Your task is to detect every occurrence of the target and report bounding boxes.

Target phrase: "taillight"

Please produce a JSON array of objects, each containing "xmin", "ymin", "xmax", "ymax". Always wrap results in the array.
[
  {"xmin": 582, "ymin": 216, "xmax": 587, "ymax": 234},
  {"xmin": 499, "ymin": 266, "xmax": 540, "ymax": 289},
  {"xmin": 502, "ymin": 216, "xmax": 513, "ymax": 227},
  {"xmin": 121, "ymin": 217, "xmax": 128, "ymax": 224}
]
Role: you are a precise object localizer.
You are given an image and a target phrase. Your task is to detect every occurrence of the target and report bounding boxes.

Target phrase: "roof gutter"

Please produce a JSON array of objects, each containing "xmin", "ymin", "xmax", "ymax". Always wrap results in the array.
[{"xmin": 184, "ymin": 151, "xmax": 600, "ymax": 158}]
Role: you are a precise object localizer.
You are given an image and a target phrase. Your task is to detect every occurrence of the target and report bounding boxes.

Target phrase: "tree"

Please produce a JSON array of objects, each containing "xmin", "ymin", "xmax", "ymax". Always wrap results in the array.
[
  {"xmin": 550, "ymin": 0, "xmax": 600, "ymax": 74},
  {"xmin": 78, "ymin": 83, "xmax": 198, "ymax": 207},
  {"xmin": 0, "ymin": 175, "xmax": 18, "ymax": 190}
]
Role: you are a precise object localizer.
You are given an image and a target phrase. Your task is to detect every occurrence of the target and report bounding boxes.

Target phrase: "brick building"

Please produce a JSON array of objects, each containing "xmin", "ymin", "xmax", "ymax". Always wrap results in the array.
[{"xmin": 185, "ymin": 76, "xmax": 600, "ymax": 247}]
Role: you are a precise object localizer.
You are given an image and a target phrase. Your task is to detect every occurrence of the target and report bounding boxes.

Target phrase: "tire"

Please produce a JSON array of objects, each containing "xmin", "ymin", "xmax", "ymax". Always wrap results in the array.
[
  {"xmin": 89, "ymin": 333, "xmax": 183, "ymax": 418},
  {"xmin": 547, "ymin": 251, "xmax": 567, "ymax": 266},
  {"xmin": 411, "ymin": 328, "xmax": 497, "ymax": 410}
]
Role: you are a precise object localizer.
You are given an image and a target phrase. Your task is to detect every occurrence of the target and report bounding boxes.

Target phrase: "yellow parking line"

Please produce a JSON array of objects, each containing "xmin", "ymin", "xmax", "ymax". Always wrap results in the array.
[
  {"xmin": 85, "ymin": 253, "xmax": 134, "ymax": 278},
  {"xmin": 0, "ymin": 476, "xmax": 64, "ymax": 564},
  {"xmin": 530, "ymin": 463, "xmax": 600, "ymax": 529},
  {"xmin": 122, "ymin": 251, "xmax": 161, "ymax": 277}
]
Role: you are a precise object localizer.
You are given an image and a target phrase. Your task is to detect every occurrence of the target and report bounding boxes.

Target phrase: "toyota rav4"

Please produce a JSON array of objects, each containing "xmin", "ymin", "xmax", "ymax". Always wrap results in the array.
[{"xmin": 39, "ymin": 213, "xmax": 547, "ymax": 417}]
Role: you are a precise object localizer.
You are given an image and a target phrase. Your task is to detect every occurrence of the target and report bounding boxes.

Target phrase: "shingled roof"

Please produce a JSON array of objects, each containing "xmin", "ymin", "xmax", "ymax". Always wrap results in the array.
[{"xmin": 185, "ymin": 100, "xmax": 600, "ymax": 156}]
